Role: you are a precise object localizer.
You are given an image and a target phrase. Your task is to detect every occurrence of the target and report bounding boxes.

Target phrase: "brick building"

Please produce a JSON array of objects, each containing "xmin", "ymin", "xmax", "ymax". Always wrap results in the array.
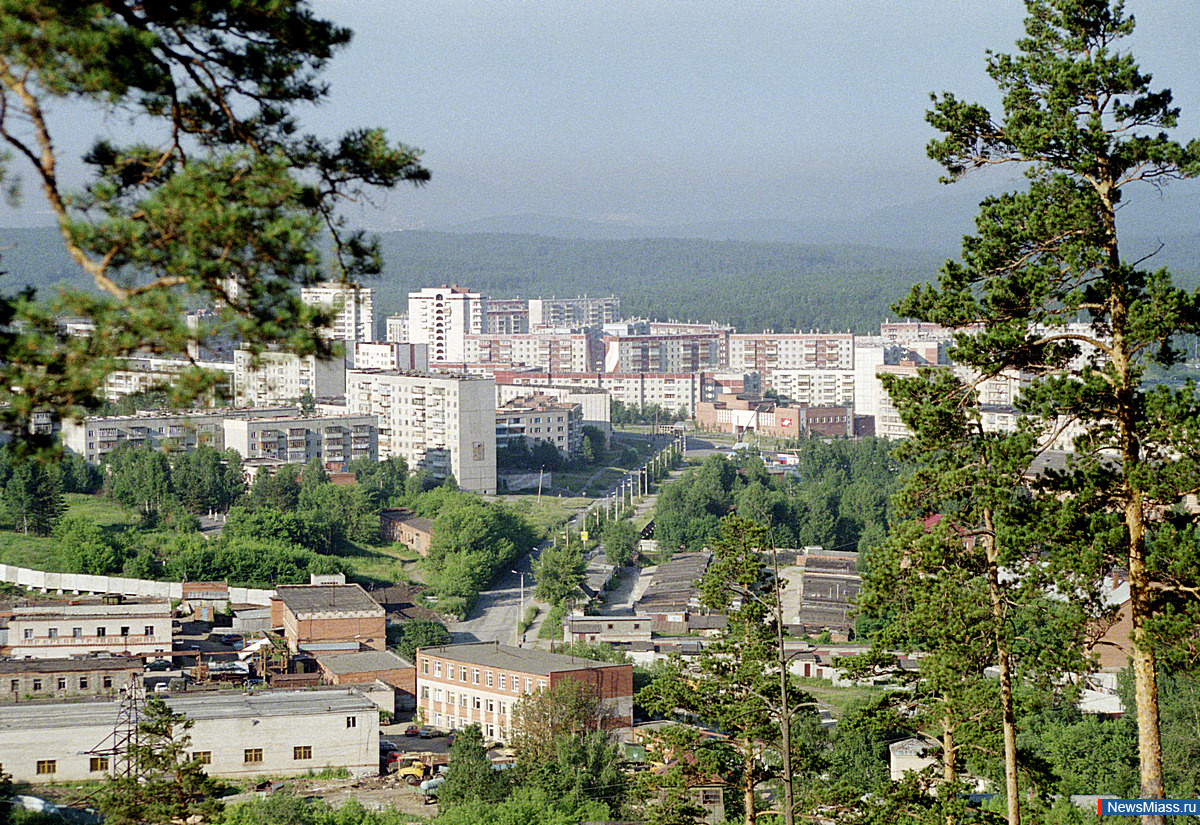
[
  {"xmin": 415, "ymin": 642, "xmax": 633, "ymax": 743},
  {"xmin": 271, "ymin": 584, "xmax": 386, "ymax": 654},
  {"xmin": 315, "ymin": 649, "xmax": 417, "ymax": 710},
  {"xmin": 8, "ymin": 597, "xmax": 173, "ymax": 660},
  {"xmin": 0, "ymin": 657, "xmax": 141, "ymax": 701},
  {"xmin": 379, "ymin": 508, "xmax": 435, "ymax": 556}
]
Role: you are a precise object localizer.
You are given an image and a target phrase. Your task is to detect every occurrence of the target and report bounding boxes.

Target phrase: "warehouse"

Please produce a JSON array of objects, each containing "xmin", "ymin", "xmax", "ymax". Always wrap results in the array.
[{"xmin": 0, "ymin": 687, "xmax": 379, "ymax": 783}]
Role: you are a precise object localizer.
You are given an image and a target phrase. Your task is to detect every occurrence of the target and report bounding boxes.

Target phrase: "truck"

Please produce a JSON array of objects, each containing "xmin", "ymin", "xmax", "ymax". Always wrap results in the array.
[{"xmin": 394, "ymin": 759, "xmax": 432, "ymax": 786}]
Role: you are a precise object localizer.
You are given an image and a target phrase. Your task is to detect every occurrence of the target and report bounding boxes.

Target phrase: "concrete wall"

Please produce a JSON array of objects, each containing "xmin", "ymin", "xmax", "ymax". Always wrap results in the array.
[{"xmin": 0, "ymin": 565, "xmax": 273, "ymax": 606}]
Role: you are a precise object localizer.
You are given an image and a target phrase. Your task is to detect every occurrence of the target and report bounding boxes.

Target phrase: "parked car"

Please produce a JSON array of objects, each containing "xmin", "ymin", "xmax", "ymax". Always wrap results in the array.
[
  {"xmin": 417, "ymin": 726, "xmax": 438, "ymax": 739},
  {"xmin": 145, "ymin": 659, "xmax": 172, "ymax": 672},
  {"xmin": 404, "ymin": 725, "xmax": 421, "ymax": 737},
  {"xmin": 380, "ymin": 738, "xmax": 399, "ymax": 753}
]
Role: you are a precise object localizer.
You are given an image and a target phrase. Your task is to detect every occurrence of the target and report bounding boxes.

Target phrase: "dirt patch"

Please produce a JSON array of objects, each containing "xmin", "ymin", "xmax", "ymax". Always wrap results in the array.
[{"xmin": 284, "ymin": 775, "xmax": 439, "ymax": 819}]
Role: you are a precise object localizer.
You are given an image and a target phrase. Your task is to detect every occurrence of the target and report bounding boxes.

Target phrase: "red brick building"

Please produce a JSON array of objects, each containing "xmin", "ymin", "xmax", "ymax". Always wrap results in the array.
[
  {"xmin": 380, "ymin": 508, "xmax": 435, "ymax": 556},
  {"xmin": 271, "ymin": 584, "xmax": 386, "ymax": 653},
  {"xmin": 416, "ymin": 642, "xmax": 633, "ymax": 743},
  {"xmin": 314, "ymin": 649, "xmax": 418, "ymax": 710}
]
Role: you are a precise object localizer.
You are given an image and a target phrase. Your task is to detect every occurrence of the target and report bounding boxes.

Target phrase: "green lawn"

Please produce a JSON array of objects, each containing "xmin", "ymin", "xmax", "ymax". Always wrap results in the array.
[
  {"xmin": 793, "ymin": 676, "xmax": 886, "ymax": 718},
  {"xmin": 0, "ymin": 494, "xmax": 139, "ymax": 571}
]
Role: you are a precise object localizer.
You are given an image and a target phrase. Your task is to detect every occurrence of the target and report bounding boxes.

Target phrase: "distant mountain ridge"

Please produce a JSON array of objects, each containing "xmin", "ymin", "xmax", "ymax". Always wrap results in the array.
[{"xmin": 1, "ymin": 218, "xmax": 1196, "ymax": 337}]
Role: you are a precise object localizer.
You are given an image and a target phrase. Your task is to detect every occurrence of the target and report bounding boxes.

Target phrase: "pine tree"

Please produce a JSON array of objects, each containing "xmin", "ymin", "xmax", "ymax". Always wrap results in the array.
[
  {"xmin": 901, "ymin": 1, "xmax": 1200, "ymax": 819},
  {"xmin": 4, "ymin": 459, "xmax": 65, "ymax": 536}
]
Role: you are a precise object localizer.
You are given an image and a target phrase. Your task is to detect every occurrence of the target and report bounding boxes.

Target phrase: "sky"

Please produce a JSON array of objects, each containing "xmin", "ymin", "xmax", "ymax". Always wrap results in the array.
[{"xmin": 5, "ymin": 0, "xmax": 1200, "ymax": 236}]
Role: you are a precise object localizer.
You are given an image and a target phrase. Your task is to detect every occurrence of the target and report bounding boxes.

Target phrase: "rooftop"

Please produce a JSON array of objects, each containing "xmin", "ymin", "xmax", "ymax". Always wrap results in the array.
[
  {"xmin": 0, "ymin": 687, "xmax": 376, "ymax": 731},
  {"xmin": 275, "ymin": 584, "xmax": 383, "ymax": 616},
  {"xmin": 417, "ymin": 642, "xmax": 628, "ymax": 676},
  {"xmin": 316, "ymin": 649, "xmax": 414, "ymax": 675},
  {"xmin": 0, "ymin": 657, "xmax": 142, "ymax": 674}
]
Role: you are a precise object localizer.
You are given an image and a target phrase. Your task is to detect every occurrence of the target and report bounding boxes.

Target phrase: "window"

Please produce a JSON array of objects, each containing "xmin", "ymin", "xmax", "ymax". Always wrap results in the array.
[
  {"xmin": 294, "ymin": 746, "xmax": 312, "ymax": 760},
  {"xmin": 460, "ymin": 666, "xmax": 467, "ymax": 681},
  {"xmin": 346, "ymin": 716, "xmax": 357, "ymax": 728},
  {"xmin": 32, "ymin": 679, "xmax": 41, "ymax": 692},
  {"xmin": 500, "ymin": 702, "xmax": 507, "ymax": 715},
  {"xmin": 459, "ymin": 694, "xmax": 467, "ymax": 707},
  {"xmin": 434, "ymin": 689, "xmax": 442, "ymax": 702},
  {"xmin": 434, "ymin": 662, "xmax": 441, "ymax": 677},
  {"xmin": 244, "ymin": 749, "xmax": 263, "ymax": 764},
  {"xmin": 193, "ymin": 751, "xmax": 212, "ymax": 765},
  {"xmin": 486, "ymin": 699, "xmax": 494, "ymax": 712},
  {"xmin": 420, "ymin": 686, "xmax": 429, "ymax": 699},
  {"xmin": 97, "ymin": 627, "xmax": 106, "ymax": 637},
  {"xmin": 36, "ymin": 760, "xmax": 56, "ymax": 775},
  {"xmin": 144, "ymin": 625, "xmax": 154, "ymax": 637},
  {"xmin": 8, "ymin": 680, "xmax": 16, "ymax": 693},
  {"xmin": 120, "ymin": 626, "xmax": 130, "ymax": 636},
  {"xmin": 446, "ymin": 666, "xmax": 454, "ymax": 681},
  {"xmin": 499, "ymin": 674, "xmax": 506, "ymax": 691},
  {"xmin": 421, "ymin": 659, "xmax": 428, "ymax": 675},
  {"xmin": 524, "ymin": 678, "xmax": 532, "ymax": 693},
  {"xmin": 472, "ymin": 669, "xmax": 479, "ymax": 685},
  {"xmin": 485, "ymin": 671, "xmax": 493, "ymax": 687},
  {"xmin": 538, "ymin": 680, "xmax": 547, "ymax": 691},
  {"xmin": 48, "ymin": 628, "xmax": 58, "ymax": 639},
  {"xmin": 473, "ymin": 696, "xmax": 481, "ymax": 710},
  {"xmin": 22, "ymin": 629, "xmax": 31, "ymax": 640},
  {"xmin": 80, "ymin": 677, "xmax": 88, "ymax": 689},
  {"xmin": 57, "ymin": 677, "xmax": 66, "ymax": 690},
  {"xmin": 72, "ymin": 627, "xmax": 82, "ymax": 638},
  {"xmin": 90, "ymin": 757, "xmax": 109, "ymax": 772},
  {"xmin": 486, "ymin": 724, "xmax": 495, "ymax": 738},
  {"xmin": 103, "ymin": 676, "xmax": 113, "ymax": 689},
  {"xmin": 446, "ymin": 692, "xmax": 455, "ymax": 705}
]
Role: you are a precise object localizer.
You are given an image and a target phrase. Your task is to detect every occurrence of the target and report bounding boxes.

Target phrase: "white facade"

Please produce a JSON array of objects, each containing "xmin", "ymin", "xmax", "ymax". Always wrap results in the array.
[
  {"xmin": 727, "ymin": 333, "xmax": 855, "ymax": 374},
  {"xmin": 61, "ymin": 406, "xmax": 300, "ymax": 465},
  {"xmin": 768, "ymin": 369, "xmax": 857, "ymax": 407},
  {"xmin": 9, "ymin": 598, "xmax": 173, "ymax": 659},
  {"xmin": 223, "ymin": 413, "xmax": 378, "ymax": 468},
  {"xmin": 104, "ymin": 357, "xmax": 234, "ymax": 402},
  {"xmin": 354, "ymin": 341, "xmax": 429, "ymax": 372},
  {"xmin": 385, "ymin": 314, "xmax": 409, "ymax": 343},
  {"xmin": 301, "ymin": 281, "xmax": 375, "ymax": 344},
  {"xmin": 495, "ymin": 383, "xmax": 611, "ymax": 441},
  {"xmin": 233, "ymin": 347, "xmax": 346, "ymax": 406},
  {"xmin": 528, "ymin": 295, "xmax": 620, "ymax": 328},
  {"xmin": 346, "ymin": 370, "xmax": 496, "ymax": 494},
  {"xmin": 465, "ymin": 332, "xmax": 597, "ymax": 373},
  {"xmin": 497, "ymin": 371, "xmax": 717, "ymax": 417},
  {"xmin": 602, "ymin": 333, "xmax": 724, "ymax": 374},
  {"xmin": 408, "ymin": 285, "xmax": 485, "ymax": 364},
  {"xmin": 0, "ymin": 688, "xmax": 378, "ymax": 783}
]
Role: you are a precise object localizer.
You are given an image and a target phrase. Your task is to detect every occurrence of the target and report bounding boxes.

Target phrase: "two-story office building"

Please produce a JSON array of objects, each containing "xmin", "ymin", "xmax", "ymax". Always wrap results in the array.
[{"xmin": 7, "ymin": 597, "xmax": 173, "ymax": 659}]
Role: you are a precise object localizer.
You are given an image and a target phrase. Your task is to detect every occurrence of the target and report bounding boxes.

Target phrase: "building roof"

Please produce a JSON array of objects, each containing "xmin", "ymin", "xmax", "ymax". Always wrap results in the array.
[
  {"xmin": 316, "ymin": 649, "xmax": 414, "ymax": 675},
  {"xmin": 417, "ymin": 642, "xmax": 628, "ymax": 676},
  {"xmin": 274, "ymin": 584, "xmax": 383, "ymax": 616},
  {"xmin": 0, "ymin": 656, "xmax": 142, "ymax": 674},
  {"xmin": 0, "ymin": 687, "xmax": 376, "ymax": 731}
]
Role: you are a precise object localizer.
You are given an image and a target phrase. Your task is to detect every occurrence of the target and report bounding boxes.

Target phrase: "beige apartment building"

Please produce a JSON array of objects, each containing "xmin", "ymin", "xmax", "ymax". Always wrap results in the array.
[
  {"xmin": 233, "ymin": 347, "xmax": 346, "ymax": 406},
  {"xmin": 222, "ymin": 412, "xmax": 378, "ymax": 469},
  {"xmin": 346, "ymin": 369, "xmax": 496, "ymax": 494}
]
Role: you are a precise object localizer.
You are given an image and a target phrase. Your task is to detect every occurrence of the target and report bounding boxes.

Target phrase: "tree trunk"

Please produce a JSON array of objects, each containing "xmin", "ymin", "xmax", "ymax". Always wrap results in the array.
[
  {"xmin": 1130, "ymin": 546, "xmax": 1166, "ymax": 825},
  {"xmin": 743, "ymin": 751, "xmax": 757, "ymax": 825},
  {"xmin": 984, "ymin": 525, "xmax": 1020, "ymax": 825}
]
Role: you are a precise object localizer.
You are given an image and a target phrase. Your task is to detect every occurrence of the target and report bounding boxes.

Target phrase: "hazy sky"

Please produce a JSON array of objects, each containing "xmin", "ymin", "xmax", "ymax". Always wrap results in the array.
[{"xmin": 6, "ymin": 0, "xmax": 1200, "ymax": 234}]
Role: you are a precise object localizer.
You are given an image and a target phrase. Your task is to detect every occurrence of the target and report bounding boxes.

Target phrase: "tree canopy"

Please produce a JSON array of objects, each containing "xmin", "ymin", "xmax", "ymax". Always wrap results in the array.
[{"xmin": 0, "ymin": 0, "xmax": 428, "ymax": 448}]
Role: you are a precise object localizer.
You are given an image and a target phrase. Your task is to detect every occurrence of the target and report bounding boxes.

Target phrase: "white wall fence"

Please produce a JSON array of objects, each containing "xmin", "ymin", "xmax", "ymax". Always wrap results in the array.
[{"xmin": 0, "ymin": 564, "xmax": 274, "ymax": 606}]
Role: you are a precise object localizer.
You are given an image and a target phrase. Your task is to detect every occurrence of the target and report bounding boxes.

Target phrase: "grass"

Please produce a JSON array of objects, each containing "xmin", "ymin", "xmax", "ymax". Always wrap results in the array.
[
  {"xmin": 793, "ymin": 676, "xmax": 885, "ymax": 718},
  {"xmin": 0, "ymin": 494, "xmax": 141, "ymax": 571}
]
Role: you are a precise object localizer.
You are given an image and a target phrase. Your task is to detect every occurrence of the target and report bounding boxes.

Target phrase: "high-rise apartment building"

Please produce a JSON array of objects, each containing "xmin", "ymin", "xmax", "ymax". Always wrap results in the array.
[
  {"xmin": 407, "ymin": 285, "xmax": 485, "ymax": 365},
  {"xmin": 233, "ymin": 347, "xmax": 346, "ymax": 406},
  {"xmin": 301, "ymin": 282, "xmax": 375, "ymax": 344},
  {"xmin": 528, "ymin": 296, "xmax": 620, "ymax": 328},
  {"xmin": 346, "ymin": 370, "xmax": 496, "ymax": 494}
]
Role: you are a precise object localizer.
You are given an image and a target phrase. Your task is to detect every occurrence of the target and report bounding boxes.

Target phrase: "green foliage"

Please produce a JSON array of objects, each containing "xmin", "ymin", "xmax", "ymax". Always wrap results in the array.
[
  {"xmin": 57, "ymin": 515, "xmax": 124, "ymax": 575},
  {"xmin": 4, "ymin": 459, "xmax": 65, "ymax": 536},
  {"xmin": 165, "ymin": 533, "xmax": 345, "ymax": 586},
  {"xmin": 438, "ymin": 723, "xmax": 510, "ymax": 809},
  {"xmin": 246, "ymin": 465, "xmax": 301, "ymax": 512},
  {"xmin": 388, "ymin": 619, "xmax": 451, "ymax": 663},
  {"xmin": 220, "ymin": 797, "xmax": 417, "ymax": 825},
  {"xmin": 172, "ymin": 446, "xmax": 244, "ymax": 515},
  {"xmin": 556, "ymin": 641, "xmax": 630, "ymax": 664},
  {"xmin": 0, "ymin": 0, "xmax": 429, "ymax": 449},
  {"xmin": 533, "ymin": 537, "xmax": 586, "ymax": 604},
  {"xmin": 601, "ymin": 520, "xmax": 638, "ymax": 567},
  {"xmin": 100, "ymin": 698, "xmax": 221, "ymax": 825}
]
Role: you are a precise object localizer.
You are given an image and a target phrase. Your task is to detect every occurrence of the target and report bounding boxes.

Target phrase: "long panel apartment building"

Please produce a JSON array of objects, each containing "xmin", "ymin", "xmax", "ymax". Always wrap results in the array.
[
  {"xmin": 223, "ymin": 413, "xmax": 378, "ymax": 469},
  {"xmin": 346, "ymin": 369, "xmax": 496, "ymax": 494},
  {"xmin": 233, "ymin": 347, "xmax": 346, "ymax": 406}
]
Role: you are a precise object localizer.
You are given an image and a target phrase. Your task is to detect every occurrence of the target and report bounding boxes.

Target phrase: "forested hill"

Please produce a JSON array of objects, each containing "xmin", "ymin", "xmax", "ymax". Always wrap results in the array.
[
  {"xmin": 2, "ymin": 225, "xmax": 1196, "ymax": 335},
  {"xmin": 372, "ymin": 232, "xmax": 944, "ymax": 334}
]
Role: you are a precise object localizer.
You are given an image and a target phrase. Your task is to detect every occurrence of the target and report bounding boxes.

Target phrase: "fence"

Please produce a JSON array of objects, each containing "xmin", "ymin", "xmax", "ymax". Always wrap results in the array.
[{"xmin": 0, "ymin": 564, "xmax": 274, "ymax": 606}]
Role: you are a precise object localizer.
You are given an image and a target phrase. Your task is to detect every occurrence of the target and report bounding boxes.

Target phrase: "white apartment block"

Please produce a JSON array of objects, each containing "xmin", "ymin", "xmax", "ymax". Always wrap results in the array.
[
  {"xmin": 233, "ymin": 347, "xmax": 346, "ymax": 406},
  {"xmin": 104, "ymin": 356, "xmax": 235, "ymax": 402},
  {"xmin": 495, "ymin": 383, "xmax": 611, "ymax": 441},
  {"xmin": 346, "ymin": 370, "xmax": 496, "ymax": 494},
  {"xmin": 727, "ymin": 333, "xmax": 854, "ymax": 374},
  {"xmin": 385, "ymin": 314, "xmax": 409, "ymax": 343},
  {"xmin": 494, "ymin": 371, "xmax": 721, "ymax": 418},
  {"xmin": 528, "ymin": 295, "xmax": 620, "ymax": 328},
  {"xmin": 496, "ymin": 396, "xmax": 583, "ymax": 457},
  {"xmin": 301, "ymin": 281, "xmax": 375, "ymax": 344},
  {"xmin": 61, "ymin": 406, "xmax": 301, "ymax": 464},
  {"xmin": 769, "ymin": 369, "xmax": 857, "ymax": 407},
  {"xmin": 465, "ymin": 332, "xmax": 600, "ymax": 373},
  {"xmin": 223, "ymin": 413, "xmax": 378, "ymax": 469},
  {"xmin": 8, "ymin": 597, "xmax": 173, "ymax": 659},
  {"xmin": 408, "ymin": 285, "xmax": 485, "ymax": 364},
  {"xmin": 602, "ymin": 333, "xmax": 724, "ymax": 374},
  {"xmin": 354, "ymin": 341, "xmax": 429, "ymax": 372}
]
